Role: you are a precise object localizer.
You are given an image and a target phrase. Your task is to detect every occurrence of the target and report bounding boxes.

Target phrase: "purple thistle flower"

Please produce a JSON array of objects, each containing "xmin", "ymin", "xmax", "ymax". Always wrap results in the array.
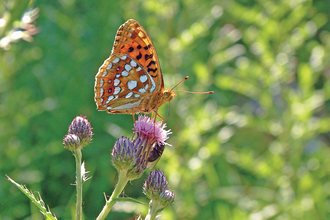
[
  {"xmin": 131, "ymin": 116, "xmax": 171, "ymax": 172},
  {"xmin": 126, "ymin": 148, "xmax": 149, "ymax": 180},
  {"xmin": 143, "ymin": 170, "xmax": 175, "ymax": 216},
  {"xmin": 143, "ymin": 170, "xmax": 169, "ymax": 200},
  {"xmin": 159, "ymin": 190, "xmax": 175, "ymax": 207},
  {"xmin": 63, "ymin": 134, "xmax": 80, "ymax": 151},
  {"xmin": 68, "ymin": 116, "xmax": 93, "ymax": 148},
  {"xmin": 110, "ymin": 116, "xmax": 171, "ymax": 180},
  {"xmin": 134, "ymin": 115, "xmax": 172, "ymax": 147},
  {"xmin": 111, "ymin": 137, "xmax": 136, "ymax": 172}
]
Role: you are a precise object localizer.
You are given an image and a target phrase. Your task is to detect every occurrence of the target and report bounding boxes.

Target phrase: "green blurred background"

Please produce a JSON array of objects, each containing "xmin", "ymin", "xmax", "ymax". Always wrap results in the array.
[{"xmin": 1, "ymin": 0, "xmax": 330, "ymax": 219}]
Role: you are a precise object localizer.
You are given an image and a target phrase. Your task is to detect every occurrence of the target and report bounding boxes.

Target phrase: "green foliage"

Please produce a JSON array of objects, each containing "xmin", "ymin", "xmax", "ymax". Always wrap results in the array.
[
  {"xmin": 6, "ymin": 175, "xmax": 58, "ymax": 220},
  {"xmin": 1, "ymin": 0, "xmax": 330, "ymax": 219}
]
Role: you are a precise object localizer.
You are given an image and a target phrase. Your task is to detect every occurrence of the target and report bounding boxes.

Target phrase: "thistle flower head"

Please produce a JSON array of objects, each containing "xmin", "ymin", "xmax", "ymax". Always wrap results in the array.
[
  {"xmin": 68, "ymin": 116, "xmax": 93, "ymax": 148},
  {"xmin": 159, "ymin": 190, "xmax": 175, "ymax": 208},
  {"xmin": 130, "ymin": 116, "xmax": 171, "ymax": 173},
  {"xmin": 63, "ymin": 134, "xmax": 80, "ymax": 151},
  {"xmin": 143, "ymin": 170, "xmax": 175, "ymax": 217},
  {"xmin": 112, "ymin": 116, "xmax": 172, "ymax": 181},
  {"xmin": 111, "ymin": 137, "xmax": 136, "ymax": 172},
  {"xmin": 143, "ymin": 170, "xmax": 169, "ymax": 200},
  {"xmin": 126, "ymin": 149, "xmax": 149, "ymax": 180},
  {"xmin": 134, "ymin": 115, "xmax": 171, "ymax": 146}
]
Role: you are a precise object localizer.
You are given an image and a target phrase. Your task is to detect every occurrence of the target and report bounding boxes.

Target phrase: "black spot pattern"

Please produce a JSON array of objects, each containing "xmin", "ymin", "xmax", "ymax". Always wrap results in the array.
[
  {"xmin": 147, "ymin": 60, "xmax": 156, "ymax": 68},
  {"xmin": 136, "ymin": 52, "xmax": 142, "ymax": 60},
  {"xmin": 148, "ymin": 68, "xmax": 157, "ymax": 73},
  {"xmin": 145, "ymin": 54, "xmax": 153, "ymax": 61},
  {"xmin": 137, "ymin": 44, "xmax": 142, "ymax": 49},
  {"xmin": 128, "ymin": 47, "xmax": 134, "ymax": 52},
  {"xmin": 144, "ymin": 45, "xmax": 151, "ymax": 50}
]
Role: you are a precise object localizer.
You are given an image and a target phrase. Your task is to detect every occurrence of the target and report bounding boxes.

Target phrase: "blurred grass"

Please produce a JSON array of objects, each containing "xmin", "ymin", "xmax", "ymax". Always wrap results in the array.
[{"xmin": 1, "ymin": 0, "xmax": 330, "ymax": 219}]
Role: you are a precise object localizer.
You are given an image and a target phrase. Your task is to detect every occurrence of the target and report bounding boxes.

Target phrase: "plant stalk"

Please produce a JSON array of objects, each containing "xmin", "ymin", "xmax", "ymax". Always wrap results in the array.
[
  {"xmin": 74, "ymin": 149, "xmax": 83, "ymax": 220},
  {"xmin": 144, "ymin": 200, "xmax": 161, "ymax": 220},
  {"xmin": 96, "ymin": 170, "xmax": 129, "ymax": 220}
]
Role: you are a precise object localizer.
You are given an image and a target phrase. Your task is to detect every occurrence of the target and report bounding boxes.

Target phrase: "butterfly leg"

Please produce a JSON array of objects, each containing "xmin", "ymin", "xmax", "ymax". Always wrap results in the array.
[
  {"xmin": 131, "ymin": 108, "xmax": 136, "ymax": 123},
  {"xmin": 131, "ymin": 108, "xmax": 137, "ymax": 140},
  {"xmin": 154, "ymin": 104, "xmax": 171, "ymax": 125},
  {"xmin": 152, "ymin": 111, "xmax": 157, "ymax": 135},
  {"xmin": 155, "ymin": 111, "xmax": 165, "ymax": 122},
  {"xmin": 163, "ymin": 101, "xmax": 171, "ymax": 122},
  {"xmin": 152, "ymin": 110, "xmax": 162, "ymax": 136}
]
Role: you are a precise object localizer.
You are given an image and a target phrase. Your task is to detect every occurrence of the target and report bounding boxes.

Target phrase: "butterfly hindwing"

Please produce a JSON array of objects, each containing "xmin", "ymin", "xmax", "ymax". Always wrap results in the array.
[{"xmin": 94, "ymin": 53, "xmax": 158, "ymax": 113}]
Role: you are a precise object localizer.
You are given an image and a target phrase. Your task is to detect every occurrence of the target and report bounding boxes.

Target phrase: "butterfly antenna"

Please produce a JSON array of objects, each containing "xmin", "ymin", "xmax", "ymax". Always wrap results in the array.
[
  {"xmin": 175, "ymin": 90, "xmax": 214, "ymax": 94},
  {"xmin": 172, "ymin": 76, "xmax": 214, "ymax": 94},
  {"xmin": 170, "ymin": 76, "xmax": 189, "ymax": 91}
]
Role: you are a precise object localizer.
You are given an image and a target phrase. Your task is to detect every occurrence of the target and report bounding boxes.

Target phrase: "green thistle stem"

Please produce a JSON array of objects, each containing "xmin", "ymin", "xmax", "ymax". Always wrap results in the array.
[
  {"xmin": 74, "ymin": 149, "xmax": 83, "ymax": 220},
  {"xmin": 96, "ymin": 170, "xmax": 129, "ymax": 220},
  {"xmin": 145, "ymin": 200, "xmax": 161, "ymax": 220},
  {"xmin": 145, "ymin": 212, "xmax": 158, "ymax": 220}
]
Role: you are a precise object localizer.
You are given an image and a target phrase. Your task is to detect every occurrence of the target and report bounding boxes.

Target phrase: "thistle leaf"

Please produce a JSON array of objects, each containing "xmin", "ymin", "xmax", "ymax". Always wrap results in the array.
[{"xmin": 6, "ymin": 175, "xmax": 58, "ymax": 220}]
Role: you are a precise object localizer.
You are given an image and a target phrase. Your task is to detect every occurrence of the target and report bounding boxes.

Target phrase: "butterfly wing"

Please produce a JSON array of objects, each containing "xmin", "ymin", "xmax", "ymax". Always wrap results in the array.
[
  {"xmin": 95, "ymin": 19, "xmax": 165, "ymax": 114},
  {"xmin": 112, "ymin": 19, "xmax": 164, "ymax": 90},
  {"xmin": 94, "ymin": 53, "xmax": 158, "ymax": 114}
]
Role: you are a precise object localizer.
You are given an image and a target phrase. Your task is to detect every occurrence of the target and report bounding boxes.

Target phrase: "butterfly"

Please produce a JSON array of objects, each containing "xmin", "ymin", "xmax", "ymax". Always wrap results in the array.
[{"xmin": 94, "ymin": 19, "xmax": 176, "ymax": 120}]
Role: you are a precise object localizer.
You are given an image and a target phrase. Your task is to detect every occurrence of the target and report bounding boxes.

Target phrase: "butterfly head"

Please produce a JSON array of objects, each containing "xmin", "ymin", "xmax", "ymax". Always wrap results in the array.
[{"xmin": 163, "ymin": 89, "xmax": 177, "ymax": 103}]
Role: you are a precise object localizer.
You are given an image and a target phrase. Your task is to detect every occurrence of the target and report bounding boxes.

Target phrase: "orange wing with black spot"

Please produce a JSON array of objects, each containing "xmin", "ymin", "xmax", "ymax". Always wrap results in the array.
[
  {"xmin": 94, "ymin": 19, "xmax": 171, "ymax": 114},
  {"xmin": 112, "ymin": 19, "xmax": 164, "ymax": 89}
]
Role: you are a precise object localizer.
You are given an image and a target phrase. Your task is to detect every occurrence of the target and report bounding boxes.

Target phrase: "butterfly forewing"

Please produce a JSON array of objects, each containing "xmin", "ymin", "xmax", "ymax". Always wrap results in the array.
[
  {"xmin": 112, "ymin": 19, "xmax": 164, "ymax": 89},
  {"xmin": 94, "ymin": 19, "xmax": 177, "ymax": 115}
]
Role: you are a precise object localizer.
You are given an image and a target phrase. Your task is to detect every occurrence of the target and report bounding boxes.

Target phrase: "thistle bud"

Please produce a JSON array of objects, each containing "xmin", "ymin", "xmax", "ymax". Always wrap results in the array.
[
  {"xmin": 159, "ymin": 190, "xmax": 175, "ymax": 208},
  {"xmin": 144, "ymin": 171, "xmax": 175, "ymax": 218},
  {"xmin": 63, "ymin": 134, "xmax": 80, "ymax": 151},
  {"xmin": 111, "ymin": 137, "xmax": 136, "ymax": 172},
  {"xmin": 143, "ymin": 170, "xmax": 169, "ymax": 200},
  {"xmin": 68, "ymin": 116, "xmax": 93, "ymax": 148}
]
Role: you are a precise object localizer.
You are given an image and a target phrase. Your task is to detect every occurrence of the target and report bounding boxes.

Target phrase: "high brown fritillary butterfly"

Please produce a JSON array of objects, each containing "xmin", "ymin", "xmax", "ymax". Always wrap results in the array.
[{"xmin": 94, "ymin": 19, "xmax": 176, "ymax": 118}]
